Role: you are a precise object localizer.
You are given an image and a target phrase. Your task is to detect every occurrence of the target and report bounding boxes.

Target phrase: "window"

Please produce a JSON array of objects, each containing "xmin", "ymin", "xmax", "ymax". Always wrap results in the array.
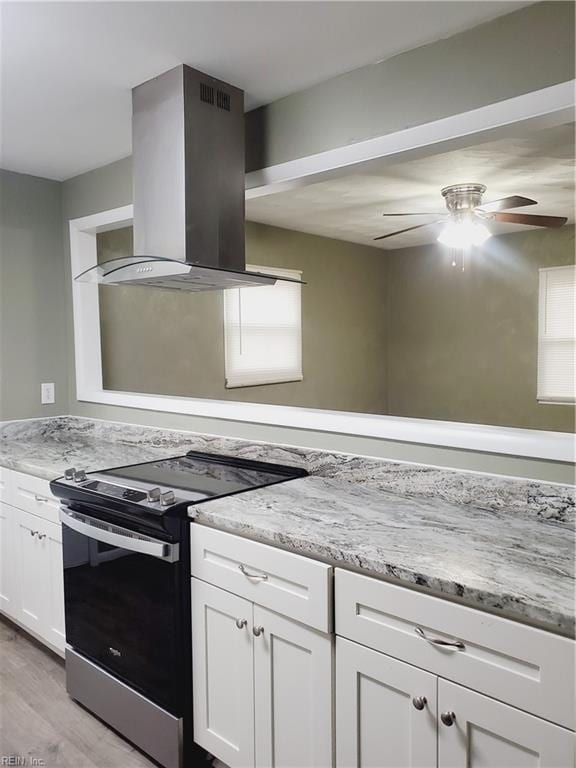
[
  {"xmin": 223, "ymin": 265, "xmax": 303, "ymax": 388},
  {"xmin": 537, "ymin": 265, "xmax": 576, "ymax": 404}
]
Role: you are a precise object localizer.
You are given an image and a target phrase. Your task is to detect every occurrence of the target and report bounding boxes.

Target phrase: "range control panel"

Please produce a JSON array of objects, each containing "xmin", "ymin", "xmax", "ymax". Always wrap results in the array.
[
  {"xmin": 62, "ymin": 468, "xmax": 179, "ymax": 507},
  {"xmin": 82, "ymin": 480, "xmax": 147, "ymax": 503}
]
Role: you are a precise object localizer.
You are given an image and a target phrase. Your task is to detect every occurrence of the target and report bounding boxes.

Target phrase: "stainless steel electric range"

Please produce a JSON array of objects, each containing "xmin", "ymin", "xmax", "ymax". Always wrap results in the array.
[{"xmin": 50, "ymin": 452, "xmax": 307, "ymax": 768}]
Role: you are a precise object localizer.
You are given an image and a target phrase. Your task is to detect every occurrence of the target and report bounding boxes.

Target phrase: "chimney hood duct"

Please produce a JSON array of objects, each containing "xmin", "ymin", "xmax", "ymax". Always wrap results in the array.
[{"xmin": 76, "ymin": 65, "xmax": 299, "ymax": 292}]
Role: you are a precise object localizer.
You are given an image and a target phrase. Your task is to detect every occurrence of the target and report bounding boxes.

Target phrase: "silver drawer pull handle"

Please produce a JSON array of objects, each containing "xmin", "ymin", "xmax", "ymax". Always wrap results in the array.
[
  {"xmin": 412, "ymin": 696, "xmax": 427, "ymax": 711},
  {"xmin": 415, "ymin": 626, "xmax": 465, "ymax": 651},
  {"xmin": 253, "ymin": 625, "xmax": 264, "ymax": 637},
  {"xmin": 34, "ymin": 495, "xmax": 47, "ymax": 503},
  {"xmin": 235, "ymin": 618, "xmax": 247, "ymax": 630},
  {"xmin": 239, "ymin": 563, "xmax": 268, "ymax": 581},
  {"xmin": 37, "ymin": 533, "xmax": 46, "ymax": 540},
  {"xmin": 440, "ymin": 711, "xmax": 456, "ymax": 727},
  {"xmin": 29, "ymin": 530, "xmax": 37, "ymax": 537}
]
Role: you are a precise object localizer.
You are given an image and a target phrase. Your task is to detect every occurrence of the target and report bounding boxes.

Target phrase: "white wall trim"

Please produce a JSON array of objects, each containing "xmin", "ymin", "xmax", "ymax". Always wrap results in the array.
[
  {"xmin": 245, "ymin": 80, "xmax": 575, "ymax": 198},
  {"xmin": 69, "ymin": 205, "xmax": 133, "ymax": 404},
  {"xmin": 69, "ymin": 83, "xmax": 576, "ymax": 463}
]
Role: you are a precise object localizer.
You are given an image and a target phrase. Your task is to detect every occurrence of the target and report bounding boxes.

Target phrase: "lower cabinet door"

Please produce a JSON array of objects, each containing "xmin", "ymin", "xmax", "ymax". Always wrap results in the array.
[
  {"xmin": 254, "ymin": 605, "xmax": 333, "ymax": 768},
  {"xmin": 0, "ymin": 501, "xmax": 18, "ymax": 617},
  {"xmin": 12, "ymin": 509, "xmax": 65, "ymax": 653},
  {"xmin": 192, "ymin": 578, "xmax": 255, "ymax": 768},
  {"xmin": 438, "ymin": 679, "xmax": 575, "ymax": 768},
  {"xmin": 336, "ymin": 637, "xmax": 437, "ymax": 768},
  {"xmin": 14, "ymin": 507, "xmax": 47, "ymax": 635}
]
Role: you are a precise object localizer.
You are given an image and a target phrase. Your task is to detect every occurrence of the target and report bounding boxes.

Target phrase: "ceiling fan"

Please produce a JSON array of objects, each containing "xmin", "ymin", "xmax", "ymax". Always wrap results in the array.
[{"xmin": 374, "ymin": 184, "xmax": 568, "ymax": 248}]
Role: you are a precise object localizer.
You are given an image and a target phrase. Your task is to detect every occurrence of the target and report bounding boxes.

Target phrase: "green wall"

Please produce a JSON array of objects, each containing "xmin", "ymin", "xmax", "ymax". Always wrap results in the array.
[
  {"xmin": 387, "ymin": 226, "xmax": 575, "ymax": 432},
  {"xmin": 98, "ymin": 223, "xmax": 389, "ymax": 413},
  {"xmin": 0, "ymin": 170, "xmax": 68, "ymax": 420},
  {"xmin": 246, "ymin": 2, "xmax": 575, "ymax": 170},
  {"xmin": 97, "ymin": 223, "xmax": 575, "ymax": 435}
]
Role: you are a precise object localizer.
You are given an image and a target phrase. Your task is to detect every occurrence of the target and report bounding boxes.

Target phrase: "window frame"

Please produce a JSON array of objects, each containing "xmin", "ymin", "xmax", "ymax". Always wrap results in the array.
[
  {"xmin": 223, "ymin": 264, "xmax": 303, "ymax": 389},
  {"xmin": 69, "ymin": 205, "xmax": 573, "ymax": 462},
  {"xmin": 537, "ymin": 265, "xmax": 576, "ymax": 405}
]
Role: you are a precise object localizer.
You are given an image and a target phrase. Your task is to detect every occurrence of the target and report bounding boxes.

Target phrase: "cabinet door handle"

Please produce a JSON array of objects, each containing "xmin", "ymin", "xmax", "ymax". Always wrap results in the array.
[
  {"xmin": 37, "ymin": 533, "xmax": 46, "ymax": 540},
  {"xmin": 34, "ymin": 495, "xmax": 47, "ymax": 504},
  {"xmin": 252, "ymin": 625, "xmax": 264, "ymax": 637},
  {"xmin": 235, "ymin": 618, "xmax": 247, "ymax": 629},
  {"xmin": 29, "ymin": 530, "xmax": 38, "ymax": 537},
  {"xmin": 412, "ymin": 696, "xmax": 427, "ymax": 711},
  {"xmin": 440, "ymin": 711, "xmax": 456, "ymax": 727},
  {"xmin": 415, "ymin": 626, "xmax": 465, "ymax": 651},
  {"xmin": 239, "ymin": 563, "xmax": 268, "ymax": 581}
]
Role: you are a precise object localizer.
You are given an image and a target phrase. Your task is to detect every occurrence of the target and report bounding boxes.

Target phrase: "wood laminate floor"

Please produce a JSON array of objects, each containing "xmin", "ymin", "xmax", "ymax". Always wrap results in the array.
[{"xmin": 0, "ymin": 616, "xmax": 156, "ymax": 768}]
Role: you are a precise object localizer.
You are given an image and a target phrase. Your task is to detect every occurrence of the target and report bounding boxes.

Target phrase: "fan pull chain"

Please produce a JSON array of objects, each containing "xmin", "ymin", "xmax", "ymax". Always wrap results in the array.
[{"xmin": 450, "ymin": 248, "xmax": 467, "ymax": 271}]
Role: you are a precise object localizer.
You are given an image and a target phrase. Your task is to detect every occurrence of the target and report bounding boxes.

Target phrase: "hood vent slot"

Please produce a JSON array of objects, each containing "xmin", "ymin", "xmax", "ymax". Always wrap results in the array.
[
  {"xmin": 217, "ymin": 90, "xmax": 230, "ymax": 111},
  {"xmin": 200, "ymin": 82, "xmax": 214, "ymax": 105}
]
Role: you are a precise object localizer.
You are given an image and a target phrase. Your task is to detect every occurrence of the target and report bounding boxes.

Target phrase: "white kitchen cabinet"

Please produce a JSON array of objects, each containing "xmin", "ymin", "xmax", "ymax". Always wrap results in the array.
[
  {"xmin": 438, "ymin": 680, "xmax": 574, "ymax": 768},
  {"xmin": 336, "ymin": 637, "xmax": 437, "ymax": 768},
  {"xmin": 336, "ymin": 566, "xmax": 575, "ymax": 768},
  {"xmin": 0, "ymin": 468, "xmax": 65, "ymax": 655},
  {"xmin": 336, "ymin": 568, "xmax": 574, "ymax": 729},
  {"xmin": 14, "ymin": 506, "xmax": 46, "ymax": 634},
  {"xmin": 192, "ymin": 578, "xmax": 255, "ymax": 768},
  {"xmin": 192, "ymin": 576, "xmax": 333, "ymax": 768},
  {"xmin": 191, "ymin": 525, "xmax": 332, "ymax": 632},
  {"xmin": 12, "ymin": 506, "xmax": 65, "ymax": 654},
  {"xmin": 9, "ymin": 469, "xmax": 61, "ymax": 524},
  {"xmin": 336, "ymin": 638, "xmax": 574, "ymax": 768},
  {"xmin": 254, "ymin": 604, "xmax": 333, "ymax": 768},
  {"xmin": 0, "ymin": 500, "xmax": 18, "ymax": 617}
]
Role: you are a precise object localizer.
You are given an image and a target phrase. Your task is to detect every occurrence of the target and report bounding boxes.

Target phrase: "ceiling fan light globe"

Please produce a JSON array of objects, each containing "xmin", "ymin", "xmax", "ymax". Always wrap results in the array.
[{"xmin": 437, "ymin": 219, "xmax": 491, "ymax": 249}]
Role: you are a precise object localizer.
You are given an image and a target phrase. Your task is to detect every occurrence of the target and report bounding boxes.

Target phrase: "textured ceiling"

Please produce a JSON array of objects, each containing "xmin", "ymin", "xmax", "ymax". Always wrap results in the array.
[{"xmin": 246, "ymin": 123, "xmax": 575, "ymax": 249}]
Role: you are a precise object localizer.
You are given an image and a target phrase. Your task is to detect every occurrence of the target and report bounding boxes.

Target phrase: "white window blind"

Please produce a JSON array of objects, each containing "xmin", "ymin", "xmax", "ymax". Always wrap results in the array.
[
  {"xmin": 537, "ymin": 265, "xmax": 576, "ymax": 404},
  {"xmin": 223, "ymin": 265, "xmax": 303, "ymax": 388}
]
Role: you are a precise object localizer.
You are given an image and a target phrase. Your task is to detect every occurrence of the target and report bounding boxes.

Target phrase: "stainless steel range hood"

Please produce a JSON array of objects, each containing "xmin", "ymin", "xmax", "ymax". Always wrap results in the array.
[{"xmin": 76, "ymin": 65, "xmax": 296, "ymax": 292}]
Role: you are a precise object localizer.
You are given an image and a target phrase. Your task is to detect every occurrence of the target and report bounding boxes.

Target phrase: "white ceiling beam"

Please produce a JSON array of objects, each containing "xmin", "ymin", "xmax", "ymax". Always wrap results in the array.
[{"xmin": 245, "ymin": 80, "xmax": 576, "ymax": 199}]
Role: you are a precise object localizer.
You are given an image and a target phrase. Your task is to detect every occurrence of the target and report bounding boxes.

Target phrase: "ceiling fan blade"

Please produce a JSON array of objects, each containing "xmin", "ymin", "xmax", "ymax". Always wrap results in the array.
[
  {"xmin": 491, "ymin": 212, "xmax": 568, "ymax": 228},
  {"xmin": 373, "ymin": 221, "xmax": 444, "ymax": 241},
  {"xmin": 476, "ymin": 195, "xmax": 537, "ymax": 213},
  {"xmin": 381, "ymin": 212, "xmax": 445, "ymax": 216}
]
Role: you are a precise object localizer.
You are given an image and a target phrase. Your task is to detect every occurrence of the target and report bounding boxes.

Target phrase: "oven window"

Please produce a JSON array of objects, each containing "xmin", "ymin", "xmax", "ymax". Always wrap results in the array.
[{"xmin": 62, "ymin": 526, "xmax": 182, "ymax": 713}]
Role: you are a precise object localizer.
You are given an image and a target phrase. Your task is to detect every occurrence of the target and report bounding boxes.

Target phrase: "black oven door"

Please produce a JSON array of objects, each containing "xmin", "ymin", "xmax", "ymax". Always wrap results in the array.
[{"xmin": 60, "ymin": 506, "xmax": 182, "ymax": 714}]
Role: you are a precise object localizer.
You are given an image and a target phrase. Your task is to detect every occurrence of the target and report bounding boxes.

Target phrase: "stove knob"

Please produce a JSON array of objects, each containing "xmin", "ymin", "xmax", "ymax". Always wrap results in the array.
[
  {"xmin": 160, "ymin": 490, "xmax": 176, "ymax": 507},
  {"xmin": 147, "ymin": 487, "xmax": 161, "ymax": 503},
  {"xmin": 73, "ymin": 469, "xmax": 87, "ymax": 483},
  {"xmin": 64, "ymin": 468, "xmax": 76, "ymax": 481}
]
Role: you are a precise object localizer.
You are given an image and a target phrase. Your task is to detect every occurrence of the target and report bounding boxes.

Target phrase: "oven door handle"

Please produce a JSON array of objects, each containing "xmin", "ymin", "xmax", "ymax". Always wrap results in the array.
[{"xmin": 59, "ymin": 507, "xmax": 179, "ymax": 563}]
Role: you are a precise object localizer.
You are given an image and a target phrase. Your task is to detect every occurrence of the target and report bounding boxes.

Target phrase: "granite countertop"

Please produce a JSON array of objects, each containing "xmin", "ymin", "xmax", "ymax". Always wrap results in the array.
[
  {"xmin": 1, "ymin": 416, "xmax": 574, "ymax": 636},
  {"xmin": 193, "ymin": 476, "xmax": 574, "ymax": 637}
]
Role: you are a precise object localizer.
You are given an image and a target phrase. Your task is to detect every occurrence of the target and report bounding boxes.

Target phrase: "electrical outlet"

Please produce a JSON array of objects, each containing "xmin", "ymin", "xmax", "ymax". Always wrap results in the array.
[{"xmin": 41, "ymin": 382, "xmax": 55, "ymax": 405}]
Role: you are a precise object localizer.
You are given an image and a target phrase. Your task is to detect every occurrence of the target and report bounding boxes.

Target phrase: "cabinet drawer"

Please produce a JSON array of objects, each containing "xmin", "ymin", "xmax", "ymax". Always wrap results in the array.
[
  {"xmin": 336, "ymin": 569, "xmax": 575, "ymax": 730},
  {"xmin": 8, "ymin": 470, "xmax": 60, "ymax": 524},
  {"xmin": 191, "ymin": 525, "xmax": 332, "ymax": 632}
]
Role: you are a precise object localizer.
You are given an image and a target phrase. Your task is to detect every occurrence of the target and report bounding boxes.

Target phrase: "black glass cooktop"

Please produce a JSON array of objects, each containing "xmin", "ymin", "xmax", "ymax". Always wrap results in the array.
[
  {"xmin": 53, "ymin": 450, "xmax": 307, "ymax": 516},
  {"xmin": 102, "ymin": 451, "xmax": 306, "ymax": 502}
]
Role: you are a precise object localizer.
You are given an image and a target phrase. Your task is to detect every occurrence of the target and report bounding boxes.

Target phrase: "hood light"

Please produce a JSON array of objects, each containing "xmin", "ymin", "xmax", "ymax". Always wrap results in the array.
[{"xmin": 437, "ymin": 219, "xmax": 491, "ymax": 249}]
